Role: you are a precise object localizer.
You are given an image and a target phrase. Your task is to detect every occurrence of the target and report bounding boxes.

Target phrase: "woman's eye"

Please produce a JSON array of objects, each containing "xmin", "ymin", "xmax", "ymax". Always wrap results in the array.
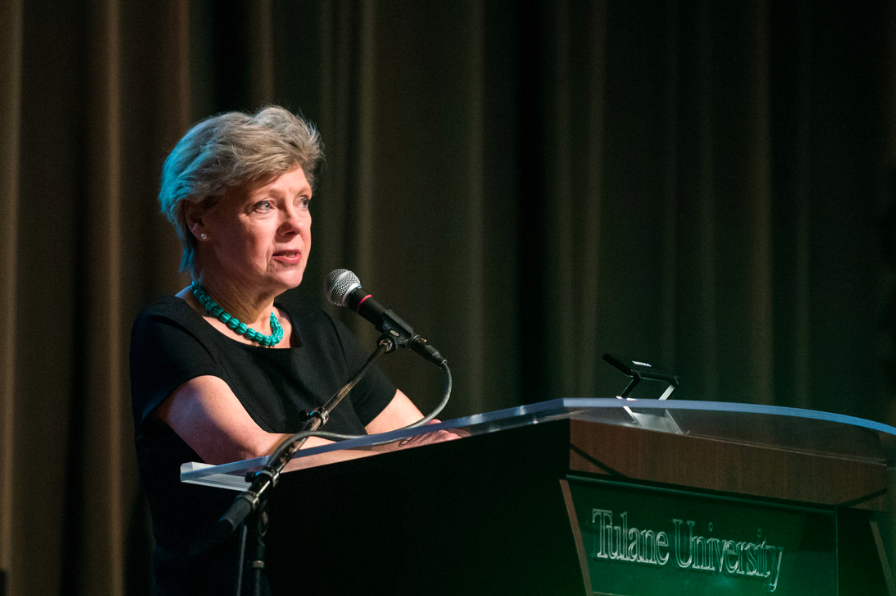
[
  {"xmin": 254, "ymin": 200, "xmax": 274, "ymax": 213},
  {"xmin": 298, "ymin": 197, "xmax": 311, "ymax": 210}
]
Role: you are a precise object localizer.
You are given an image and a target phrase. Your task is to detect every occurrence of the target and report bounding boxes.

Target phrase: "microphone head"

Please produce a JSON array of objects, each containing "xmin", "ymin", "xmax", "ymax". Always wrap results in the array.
[{"xmin": 325, "ymin": 269, "xmax": 362, "ymax": 307}]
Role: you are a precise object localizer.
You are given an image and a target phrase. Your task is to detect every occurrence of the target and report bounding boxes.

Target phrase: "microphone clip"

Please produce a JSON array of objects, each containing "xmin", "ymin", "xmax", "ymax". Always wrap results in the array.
[
  {"xmin": 377, "ymin": 334, "xmax": 398, "ymax": 353},
  {"xmin": 299, "ymin": 408, "xmax": 331, "ymax": 426}
]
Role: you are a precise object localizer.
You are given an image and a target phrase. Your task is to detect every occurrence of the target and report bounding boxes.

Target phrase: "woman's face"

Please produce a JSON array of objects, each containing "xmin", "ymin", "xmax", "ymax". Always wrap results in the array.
[{"xmin": 199, "ymin": 166, "xmax": 313, "ymax": 297}]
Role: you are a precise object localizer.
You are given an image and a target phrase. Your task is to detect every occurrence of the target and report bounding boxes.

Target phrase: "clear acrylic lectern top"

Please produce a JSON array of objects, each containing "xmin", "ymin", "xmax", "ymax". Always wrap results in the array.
[{"xmin": 180, "ymin": 398, "xmax": 896, "ymax": 491}]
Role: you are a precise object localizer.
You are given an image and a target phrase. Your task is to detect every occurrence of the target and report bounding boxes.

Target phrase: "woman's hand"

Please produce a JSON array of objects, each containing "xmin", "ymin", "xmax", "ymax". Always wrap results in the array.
[
  {"xmin": 366, "ymin": 393, "xmax": 468, "ymax": 449},
  {"xmin": 394, "ymin": 419, "xmax": 466, "ymax": 448}
]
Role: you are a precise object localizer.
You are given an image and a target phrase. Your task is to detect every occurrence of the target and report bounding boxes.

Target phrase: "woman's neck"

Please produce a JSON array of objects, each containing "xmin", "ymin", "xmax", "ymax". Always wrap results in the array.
[{"xmin": 194, "ymin": 274, "xmax": 277, "ymax": 332}]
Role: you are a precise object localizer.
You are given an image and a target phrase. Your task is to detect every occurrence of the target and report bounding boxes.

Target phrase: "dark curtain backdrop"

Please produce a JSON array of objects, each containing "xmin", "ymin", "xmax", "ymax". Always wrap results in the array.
[{"xmin": 2, "ymin": 0, "xmax": 896, "ymax": 594}]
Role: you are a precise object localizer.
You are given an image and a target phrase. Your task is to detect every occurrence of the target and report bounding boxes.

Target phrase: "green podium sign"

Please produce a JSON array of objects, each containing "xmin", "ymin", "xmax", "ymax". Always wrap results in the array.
[{"xmin": 566, "ymin": 477, "xmax": 837, "ymax": 595}]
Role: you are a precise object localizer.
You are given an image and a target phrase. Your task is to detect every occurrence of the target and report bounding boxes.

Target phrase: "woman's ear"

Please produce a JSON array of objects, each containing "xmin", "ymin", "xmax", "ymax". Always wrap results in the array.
[{"xmin": 183, "ymin": 201, "xmax": 207, "ymax": 240}]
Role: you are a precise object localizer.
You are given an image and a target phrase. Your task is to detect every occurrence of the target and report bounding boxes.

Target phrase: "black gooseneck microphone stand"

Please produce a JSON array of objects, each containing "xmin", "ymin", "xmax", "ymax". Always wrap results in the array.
[
  {"xmin": 200, "ymin": 271, "xmax": 450, "ymax": 595},
  {"xmin": 222, "ymin": 333, "xmax": 398, "ymax": 596}
]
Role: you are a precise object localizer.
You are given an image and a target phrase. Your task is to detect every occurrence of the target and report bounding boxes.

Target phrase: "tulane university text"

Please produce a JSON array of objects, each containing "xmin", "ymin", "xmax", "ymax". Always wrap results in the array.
[{"xmin": 590, "ymin": 508, "xmax": 784, "ymax": 592}]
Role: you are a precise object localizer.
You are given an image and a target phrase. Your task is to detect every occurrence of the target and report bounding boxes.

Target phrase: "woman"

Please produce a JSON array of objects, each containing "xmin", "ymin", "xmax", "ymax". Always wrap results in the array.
[{"xmin": 130, "ymin": 106, "xmax": 431, "ymax": 594}]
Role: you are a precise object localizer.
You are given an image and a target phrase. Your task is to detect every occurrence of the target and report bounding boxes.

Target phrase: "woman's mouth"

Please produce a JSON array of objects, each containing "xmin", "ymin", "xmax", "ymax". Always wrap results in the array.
[{"xmin": 273, "ymin": 250, "xmax": 301, "ymax": 264}]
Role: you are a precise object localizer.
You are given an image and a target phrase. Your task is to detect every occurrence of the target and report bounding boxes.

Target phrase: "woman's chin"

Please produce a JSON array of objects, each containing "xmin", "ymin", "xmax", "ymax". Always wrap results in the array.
[{"xmin": 272, "ymin": 270, "xmax": 305, "ymax": 292}]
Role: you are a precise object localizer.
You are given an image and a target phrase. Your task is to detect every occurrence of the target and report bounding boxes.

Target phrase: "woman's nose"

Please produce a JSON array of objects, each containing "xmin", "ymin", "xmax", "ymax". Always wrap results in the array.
[{"xmin": 279, "ymin": 204, "xmax": 307, "ymax": 235}]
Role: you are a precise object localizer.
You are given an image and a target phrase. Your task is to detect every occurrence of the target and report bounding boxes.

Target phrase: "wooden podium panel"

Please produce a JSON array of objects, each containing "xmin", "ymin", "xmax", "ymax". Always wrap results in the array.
[{"xmin": 568, "ymin": 419, "xmax": 887, "ymax": 510}]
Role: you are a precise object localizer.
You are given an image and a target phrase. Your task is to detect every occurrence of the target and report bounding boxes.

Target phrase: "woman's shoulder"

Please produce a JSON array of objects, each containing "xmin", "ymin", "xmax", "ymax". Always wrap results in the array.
[
  {"xmin": 278, "ymin": 303, "xmax": 338, "ymax": 335},
  {"xmin": 277, "ymin": 304, "xmax": 358, "ymax": 348},
  {"xmin": 278, "ymin": 303, "xmax": 331, "ymax": 323},
  {"xmin": 133, "ymin": 295, "xmax": 196, "ymax": 327},
  {"xmin": 139, "ymin": 294, "xmax": 191, "ymax": 314},
  {"xmin": 130, "ymin": 295, "xmax": 216, "ymax": 350}
]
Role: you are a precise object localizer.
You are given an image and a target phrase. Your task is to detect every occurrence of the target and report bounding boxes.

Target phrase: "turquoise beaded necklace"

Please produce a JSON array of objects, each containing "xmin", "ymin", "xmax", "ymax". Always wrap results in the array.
[{"xmin": 191, "ymin": 281, "xmax": 284, "ymax": 347}]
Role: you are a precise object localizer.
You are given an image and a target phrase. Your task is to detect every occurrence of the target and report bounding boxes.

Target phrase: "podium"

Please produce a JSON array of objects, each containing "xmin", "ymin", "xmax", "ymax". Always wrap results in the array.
[{"xmin": 182, "ymin": 399, "xmax": 896, "ymax": 595}]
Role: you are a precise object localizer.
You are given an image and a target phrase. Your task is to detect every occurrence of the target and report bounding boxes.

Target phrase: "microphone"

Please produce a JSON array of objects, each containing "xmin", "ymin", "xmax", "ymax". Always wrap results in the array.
[{"xmin": 325, "ymin": 269, "xmax": 446, "ymax": 367}]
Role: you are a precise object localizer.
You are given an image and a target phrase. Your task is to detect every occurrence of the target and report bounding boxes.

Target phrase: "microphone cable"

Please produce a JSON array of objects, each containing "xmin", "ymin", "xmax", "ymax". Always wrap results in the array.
[{"xmin": 264, "ymin": 358, "xmax": 452, "ymax": 467}]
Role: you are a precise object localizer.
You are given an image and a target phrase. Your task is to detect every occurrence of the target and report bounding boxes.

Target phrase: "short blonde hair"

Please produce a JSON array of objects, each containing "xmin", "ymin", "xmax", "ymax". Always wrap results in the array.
[{"xmin": 159, "ymin": 106, "xmax": 323, "ymax": 271}]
